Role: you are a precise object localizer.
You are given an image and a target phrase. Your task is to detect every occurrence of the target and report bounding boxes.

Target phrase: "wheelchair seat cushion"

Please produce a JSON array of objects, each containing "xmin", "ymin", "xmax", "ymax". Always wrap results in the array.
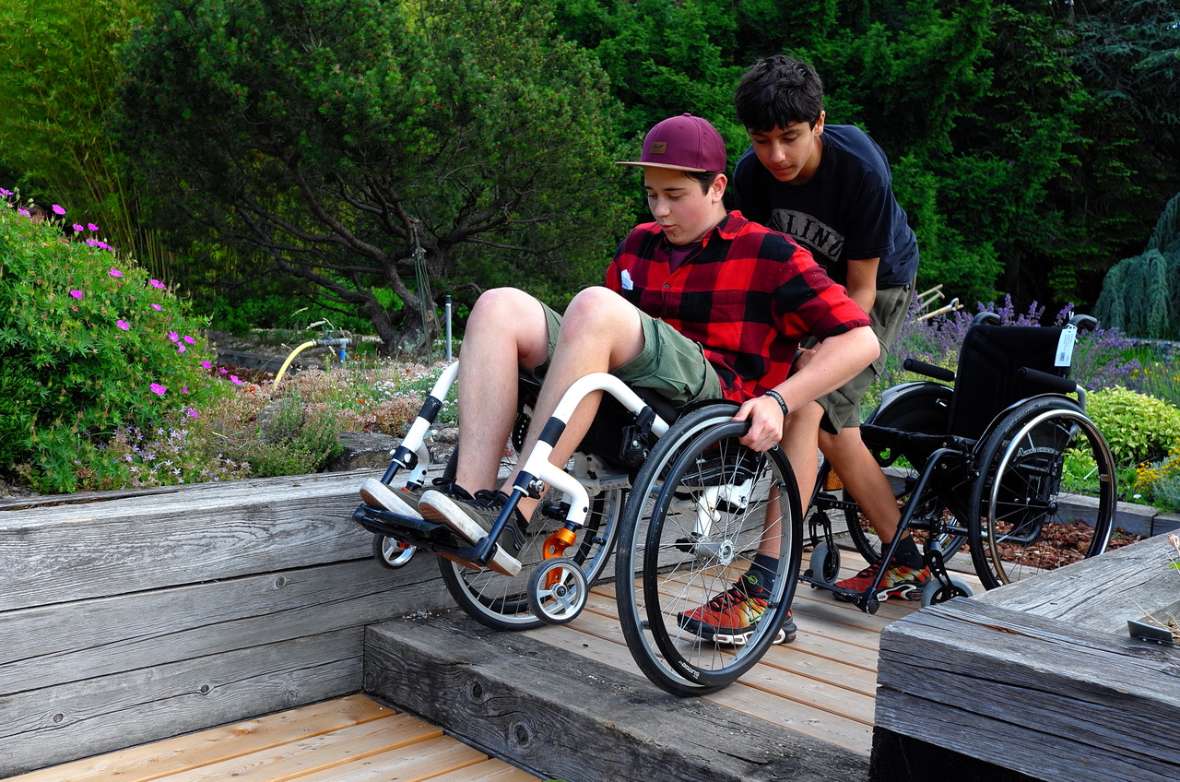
[{"xmin": 947, "ymin": 324, "xmax": 1069, "ymax": 438}]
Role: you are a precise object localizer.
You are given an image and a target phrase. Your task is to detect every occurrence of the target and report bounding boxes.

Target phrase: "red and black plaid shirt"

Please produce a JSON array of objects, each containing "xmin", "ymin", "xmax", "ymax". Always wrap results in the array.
[{"xmin": 605, "ymin": 211, "xmax": 870, "ymax": 403}]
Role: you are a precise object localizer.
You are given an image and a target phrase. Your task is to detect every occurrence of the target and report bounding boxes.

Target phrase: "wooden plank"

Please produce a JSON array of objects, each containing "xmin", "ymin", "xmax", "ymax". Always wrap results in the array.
[
  {"xmin": 4, "ymin": 694, "xmax": 392, "ymax": 782},
  {"xmin": 0, "ymin": 558, "xmax": 447, "ymax": 695},
  {"xmin": 147, "ymin": 714, "xmax": 440, "ymax": 781},
  {"xmin": 291, "ymin": 735, "xmax": 489, "ymax": 782},
  {"xmin": 0, "ymin": 476, "xmax": 383, "ymax": 612},
  {"xmin": 876, "ymin": 599, "xmax": 1180, "ymax": 781},
  {"xmin": 975, "ymin": 532, "xmax": 1180, "ymax": 634},
  {"xmin": 365, "ymin": 614, "xmax": 869, "ymax": 782},
  {"xmin": 0, "ymin": 629, "xmax": 363, "ymax": 777},
  {"xmin": 426, "ymin": 759, "xmax": 538, "ymax": 781}
]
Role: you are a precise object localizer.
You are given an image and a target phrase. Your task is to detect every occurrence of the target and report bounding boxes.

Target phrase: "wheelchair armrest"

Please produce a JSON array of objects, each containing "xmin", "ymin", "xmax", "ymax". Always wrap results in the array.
[
  {"xmin": 1015, "ymin": 366, "xmax": 1077, "ymax": 395},
  {"xmin": 903, "ymin": 358, "xmax": 956, "ymax": 383}
]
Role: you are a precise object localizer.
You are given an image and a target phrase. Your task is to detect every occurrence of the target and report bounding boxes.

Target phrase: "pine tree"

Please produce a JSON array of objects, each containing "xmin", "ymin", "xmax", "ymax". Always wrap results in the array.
[{"xmin": 1095, "ymin": 193, "xmax": 1180, "ymax": 339}]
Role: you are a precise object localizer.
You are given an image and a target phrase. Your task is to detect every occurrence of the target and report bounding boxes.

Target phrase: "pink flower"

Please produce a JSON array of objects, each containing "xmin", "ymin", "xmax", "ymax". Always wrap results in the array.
[
  {"xmin": 181, "ymin": 385, "xmax": 189, "ymax": 395},
  {"xmin": 109, "ymin": 267, "xmax": 123, "ymax": 278},
  {"xmin": 18, "ymin": 208, "xmax": 30, "ymax": 218},
  {"xmin": 229, "ymin": 375, "xmax": 243, "ymax": 386},
  {"xmin": 0, "ymin": 187, "xmax": 11, "ymax": 197},
  {"xmin": 116, "ymin": 319, "xmax": 130, "ymax": 331},
  {"xmin": 167, "ymin": 331, "xmax": 179, "ymax": 342},
  {"xmin": 72, "ymin": 223, "xmax": 83, "ymax": 233},
  {"xmin": 177, "ymin": 344, "xmax": 187, "ymax": 354},
  {"xmin": 51, "ymin": 204, "xmax": 66, "ymax": 216},
  {"xmin": 185, "ymin": 407, "xmax": 200, "ymax": 419},
  {"xmin": 218, "ymin": 367, "xmax": 228, "ymax": 376},
  {"xmin": 183, "ymin": 335, "xmax": 195, "ymax": 345},
  {"xmin": 149, "ymin": 279, "xmax": 165, "ymax": 290},
  {"xmin": 200, "ymin": 360, "xmax": 213, "ymax": 370},
  {"xmin": 150, "ymin": 303, "xmax": 163, "ymax": 312},
  {"xmin": 69, "ymin": 289, "xmax": 84, "ymax": 300},
  {"xmin": 149, "ymin": 383, "xmax": 167, "ymax": 397},
  {"xmin": 87, "ymin": 223, "xmax": 99, "ymax": 232},
  {"xmin": 86, "ymin": 239, "xmax": 101, "ymax": 248}
]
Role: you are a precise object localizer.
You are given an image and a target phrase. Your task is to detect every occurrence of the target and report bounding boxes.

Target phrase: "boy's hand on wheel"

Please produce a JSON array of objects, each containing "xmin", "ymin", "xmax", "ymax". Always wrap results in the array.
[{"xmin": 733, "ymin": 396, "xmax": 784, "ymax": 452}]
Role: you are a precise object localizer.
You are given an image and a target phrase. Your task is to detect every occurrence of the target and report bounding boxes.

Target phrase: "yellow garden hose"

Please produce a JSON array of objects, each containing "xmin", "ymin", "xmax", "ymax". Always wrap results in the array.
[{"xmin": 272, "ymin": 340, "xmax": 318, "ymax": 390}]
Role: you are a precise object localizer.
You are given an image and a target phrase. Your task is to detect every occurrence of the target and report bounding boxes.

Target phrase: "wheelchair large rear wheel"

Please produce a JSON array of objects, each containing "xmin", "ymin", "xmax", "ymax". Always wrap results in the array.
[
  {"xmin": 439, "ymin": 433, "xmax": 625, "ymax": 631},
  {"xmin": 967, "ymin": 397, "xmax": 1116, "ymax": 589},
  {"xmin": 844, "ymin": 386, "xmax": 967, "ymax": 568},
  {"xmin": 616, "ymin": 405, "xmax": 801, "ymax": 696}
]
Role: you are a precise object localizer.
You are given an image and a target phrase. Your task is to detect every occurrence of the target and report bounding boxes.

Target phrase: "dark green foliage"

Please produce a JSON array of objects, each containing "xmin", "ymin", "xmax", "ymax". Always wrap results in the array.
[
  {"xmin": 0, "ymin": 199, "xmax": 229, "ymax": 492},
  {"xmin": 117, "ymin": 0, "xmax": 630, "ymax": 354},
  {"xmin": 1095, "ymin": 193, "xmax": 1180, "ymax": 339}
]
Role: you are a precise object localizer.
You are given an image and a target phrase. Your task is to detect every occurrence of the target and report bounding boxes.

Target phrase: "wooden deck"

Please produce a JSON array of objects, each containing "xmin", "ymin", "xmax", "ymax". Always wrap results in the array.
[
  {"xmin": 524, "ymin": 549, "xmax": 985, "ymax": 759},
  {"xmin": 5, "ymin": 694, "xmax": 537, "ymax": 782}
]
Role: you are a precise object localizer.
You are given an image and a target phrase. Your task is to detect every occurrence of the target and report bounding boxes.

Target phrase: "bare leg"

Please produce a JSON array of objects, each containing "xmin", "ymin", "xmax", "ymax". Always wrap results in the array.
[
  {"xmin": 454, "ymin": 289, "xmax": 550, "ymax": 493},
  {"xmin": 818, "ymin": 427, "xmax": 902, "ymax": 543},
  {"xmin": 506, "ymin": 287, "xmax": 645, "ymax": 518},
  {"xmin": 758, "ymin": 402, "xmax": 825, "ymax": 557}
]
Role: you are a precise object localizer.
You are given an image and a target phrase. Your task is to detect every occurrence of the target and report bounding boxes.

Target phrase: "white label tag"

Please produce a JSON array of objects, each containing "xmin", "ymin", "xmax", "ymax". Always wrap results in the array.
[
  {"xmin": 620, "ymin": 269, "xmax": 634, "ymax": 291},
  {"xmin": 1055, "ymin": 324, "xmax": 1077, "ymax": 367}
]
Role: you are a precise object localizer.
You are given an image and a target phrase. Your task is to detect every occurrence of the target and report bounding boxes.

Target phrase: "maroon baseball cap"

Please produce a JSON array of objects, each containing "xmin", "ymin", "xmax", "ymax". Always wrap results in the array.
[{"xmin": 617, "ymin": 113, "xmax": 727, "ymax": 173}]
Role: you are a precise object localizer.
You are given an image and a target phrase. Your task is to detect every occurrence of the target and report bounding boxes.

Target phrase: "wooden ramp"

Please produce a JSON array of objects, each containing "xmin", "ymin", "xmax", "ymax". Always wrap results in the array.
[
  {"xmin": 366, "ymin": 549, "xmax": 986, "ymax": 782},
  {"xmin": 5, "ymin": 694, "xmax": 537, "ymax": 782}
]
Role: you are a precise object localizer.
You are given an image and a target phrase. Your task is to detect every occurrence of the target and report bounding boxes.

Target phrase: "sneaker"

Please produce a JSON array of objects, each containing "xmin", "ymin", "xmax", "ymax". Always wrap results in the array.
[
  {"xmin": 418, "ymin": 487, "xmax": 527, "ymax": 577},
  {"xmin": 677, "ymin": 574, "xmax": 796, "ymax": 646},
  {"xmin": 359, "ymin": 478, "xmax": 425, "ymax": 519},
  {"xmin": 833, "ymin": 561, "xmax": 930, "ymax": 602}
]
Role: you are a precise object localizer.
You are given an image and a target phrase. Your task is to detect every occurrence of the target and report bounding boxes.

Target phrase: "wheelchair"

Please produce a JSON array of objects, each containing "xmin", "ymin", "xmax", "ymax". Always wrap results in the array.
[
  {"xmin": 801, "ymin": 311, "xmax": 1117, "ymax": 613},
  {"xmin": 352, "ymin": 364, "xmax": 802, "ymax": 696}
]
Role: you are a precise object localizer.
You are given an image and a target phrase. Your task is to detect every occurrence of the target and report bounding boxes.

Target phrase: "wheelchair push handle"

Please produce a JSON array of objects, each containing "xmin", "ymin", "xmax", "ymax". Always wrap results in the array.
[
  {"xmin": 903, "ymin": 358, "xmax": 956, "ymax": 383},
  {"xmin": 1015, "ymin": 366, "xmax": 1077, "ymax": 395},
  {"xmin": 1068, "ymin": 313, "xmax": 1098, "ymax": 331}
]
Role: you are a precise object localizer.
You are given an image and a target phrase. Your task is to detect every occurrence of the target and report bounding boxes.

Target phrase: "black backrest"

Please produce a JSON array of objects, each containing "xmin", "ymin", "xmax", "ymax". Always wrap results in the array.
[{"xmin": 947, "ymin": 324, "xmax": 1069, "ymax": 438}]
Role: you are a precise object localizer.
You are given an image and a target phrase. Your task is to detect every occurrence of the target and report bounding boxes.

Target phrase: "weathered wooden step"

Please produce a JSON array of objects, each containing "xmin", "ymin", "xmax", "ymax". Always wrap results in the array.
[{"xmin": 364, "ymin": 612, "xmax": 869, "ymax": 782}]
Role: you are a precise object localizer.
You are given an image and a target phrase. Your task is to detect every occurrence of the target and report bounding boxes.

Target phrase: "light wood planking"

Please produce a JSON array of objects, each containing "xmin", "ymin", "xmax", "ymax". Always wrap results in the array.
[{"xmin": 6, "ymin": 694, "xmax": 537, "ymax": 782}]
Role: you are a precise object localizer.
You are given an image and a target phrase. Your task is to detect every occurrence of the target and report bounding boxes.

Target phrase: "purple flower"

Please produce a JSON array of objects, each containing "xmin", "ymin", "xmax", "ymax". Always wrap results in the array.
[
  {"xmin": 183, "ymin": 335, "xmax": 195, "ymax": 345},
  {"xmin": 109, "ymin": 267, "xmax": 123, "ymax": 278},
  {"xmin": 116, "ymin": 319, "xmax": 130, "ymax": 331},
  {"xmin": 200, "ymin": 360, "xmax": 213, "ymax": 370},
  {"xmin": 87, "ymin": 223, "xmax": 99, "ymax": 232},
  {"xmin": 167, "ymin": 331, "xmax": 179, "ymax": 342},
  {"xmin": 18, "ymin": 208, "xmax": 30, "ymax": 218},
  {"xmin": 229, "ymin": 375, "xmax": 243, "ymax": 386},
  {"xmin": 177, "ymin": 344, "xmax": 187, "ymax": 354},
  {"xmin": 181, "ymin": 385, "xmax": 189, "ymax": 394},
  {"xmin": 69, "ymin": 289, "xmax": 84, "ymax": 300},
  {"xmin": 149, "ymin": 383, "xmax": 167, "ymax": 397},
  {"xmin": 86, "ymin": 238, "xmax": 101, "ymax": 248},
  {"xmin": 149, "ymin": 279, "xmax": 165, "ymax": 290},
  {"xmin": 51, "ymin": 204, "xmax": 66, "ymax": 216},
  {"xmin": 186, "ymin": 407, "xmax": 200, "ymax": 419},
  {"xmin": 72, "ymin": 223, "xmax": 83, "ymax": 233},
  {"xmin": 150, "ymin": 303, "xmax": 163, "ymax": 312},
  {"xmin": 0, "ymin": 187, "xmax": 11, "ymax": 198},
  {"xmin": 218, "ymin": 367, "xmax": 228, "ymax": 376}
]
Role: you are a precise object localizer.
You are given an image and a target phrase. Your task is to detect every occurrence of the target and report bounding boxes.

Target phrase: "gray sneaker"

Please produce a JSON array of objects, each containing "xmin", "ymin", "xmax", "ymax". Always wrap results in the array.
[
  {"xmin": 418, "ymin": 488, "xmax": 526, "ymax": 576},
  {"xmin": 359, "ymin": 478, "xmax": 425, "ymax": 519}
]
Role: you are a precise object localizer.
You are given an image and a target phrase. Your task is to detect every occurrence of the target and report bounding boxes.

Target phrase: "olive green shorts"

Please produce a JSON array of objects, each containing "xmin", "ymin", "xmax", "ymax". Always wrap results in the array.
[
  {"xmin": 533, "ymin": 301, "xmax": 722, "ymax": 406},
  {"xmin": 813, "ymin": 283, "xmax": 914, "ymax": 434}
]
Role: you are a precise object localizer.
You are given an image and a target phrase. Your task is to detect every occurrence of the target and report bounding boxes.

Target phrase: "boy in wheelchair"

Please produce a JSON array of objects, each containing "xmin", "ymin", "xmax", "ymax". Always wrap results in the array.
[{"xmin": 366, "ymin": 113, "xmax": 879, "ymax": 645}]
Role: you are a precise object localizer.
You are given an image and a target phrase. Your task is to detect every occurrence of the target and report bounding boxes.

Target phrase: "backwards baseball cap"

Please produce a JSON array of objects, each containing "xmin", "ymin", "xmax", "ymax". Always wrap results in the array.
[{"xmin": 617, "ymin": 113, "xmax": 727, "ymax": 173}]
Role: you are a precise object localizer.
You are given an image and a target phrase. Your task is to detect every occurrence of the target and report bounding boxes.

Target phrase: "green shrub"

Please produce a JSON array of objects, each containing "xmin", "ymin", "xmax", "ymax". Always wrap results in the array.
[
  {"xmin": 1086, "ymin": 386, "xmax": 1180, "ymax": 467},
  {"xmin": 0, "ymin": 197, "xmax": 230, "ymax": 492},
  {"xmin": 241, "ymin": 393, "xmax": 343, "ymax": 477}
]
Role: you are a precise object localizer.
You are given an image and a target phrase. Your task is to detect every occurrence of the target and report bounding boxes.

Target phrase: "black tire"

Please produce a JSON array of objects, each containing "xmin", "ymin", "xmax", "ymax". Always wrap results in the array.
[
  {"xmin": 967, "ymin": 397, "xmax": 1116, "ymax": 589},
  {"xmin": 439, "ymin": 435, "xmax": 625, "ymax": 631},
  {"xmin": 843, "ymin": 385, "xmax": 968, "ymax": 568},
  {"xmin": 616, "ymin": 405, "xmax": 802, "ymax": 696}
]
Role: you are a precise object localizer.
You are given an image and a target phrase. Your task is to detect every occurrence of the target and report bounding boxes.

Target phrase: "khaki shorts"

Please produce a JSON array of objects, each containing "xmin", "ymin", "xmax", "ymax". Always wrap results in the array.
[
  {"xmin": 814, "ymin": 284, "xmax": 913, "ymax": 434},
  {"xmin": 533, "ymin": 301, "xmax": 721, "ymax": 406}
]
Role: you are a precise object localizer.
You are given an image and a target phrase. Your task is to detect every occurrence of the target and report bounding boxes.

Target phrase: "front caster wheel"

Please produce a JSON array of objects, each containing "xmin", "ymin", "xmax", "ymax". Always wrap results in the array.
[
  {"xmin": 808, "ymin": 541, "xmax": 841, "ymax": 587},
  {"xmin": 373, "ymin": 534, "xmax": 416, "ymax": 569},
  {"xmin": 921, "ymin": 576, "xmax": 973, "ymax": 607},
  {"xmin": 528, "ymin": 558, "xmax": 588, "ymax": 625}
]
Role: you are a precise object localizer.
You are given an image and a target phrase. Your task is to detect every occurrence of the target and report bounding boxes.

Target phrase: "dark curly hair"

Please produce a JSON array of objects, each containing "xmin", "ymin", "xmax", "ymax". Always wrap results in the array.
[{"xmin": 735, "ymin": 55, "xmax": 824, "ymax": 132}]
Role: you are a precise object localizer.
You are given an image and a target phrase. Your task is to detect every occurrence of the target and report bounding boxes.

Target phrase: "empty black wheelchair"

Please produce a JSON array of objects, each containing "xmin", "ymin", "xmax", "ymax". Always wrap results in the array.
[{"xmin": 802, "ymin": 312, "xmax": 1117, "ymax": 612}]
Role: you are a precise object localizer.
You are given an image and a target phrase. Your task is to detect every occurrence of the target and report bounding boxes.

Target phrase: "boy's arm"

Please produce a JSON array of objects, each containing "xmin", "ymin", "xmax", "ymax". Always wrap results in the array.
[
  {"xmin": 845, "ymin": 257, "xmax": 879, "ymax": 315},
  {"xmin": 734, "ymin": 326, "xmax": 878, "ymax": 452}
]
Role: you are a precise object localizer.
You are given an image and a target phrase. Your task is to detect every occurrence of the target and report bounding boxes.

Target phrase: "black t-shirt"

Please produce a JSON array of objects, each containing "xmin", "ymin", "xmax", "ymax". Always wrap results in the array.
[{"xmin": 732, "ymin": 124, "xmax": 918, "ymax": 288}]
